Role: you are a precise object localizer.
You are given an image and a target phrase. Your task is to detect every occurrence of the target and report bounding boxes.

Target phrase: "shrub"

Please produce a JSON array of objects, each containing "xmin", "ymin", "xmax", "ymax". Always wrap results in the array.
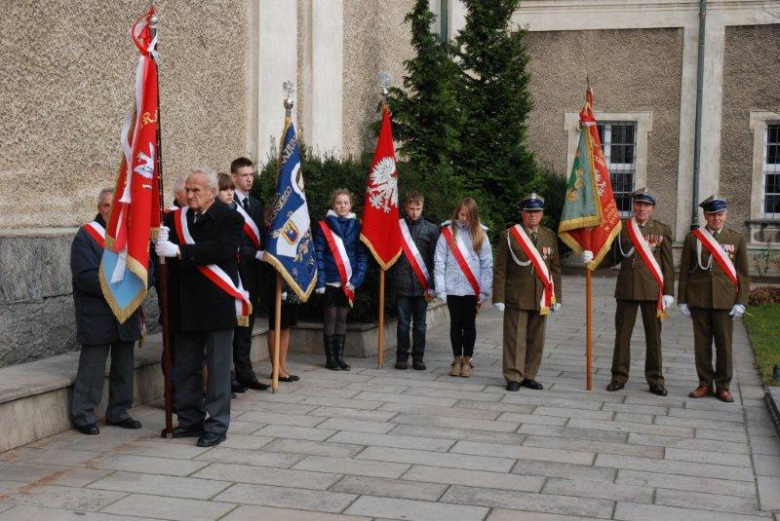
[{"xmin": 748, "ymin": 286, "xmax": 780, "ymax": 306}]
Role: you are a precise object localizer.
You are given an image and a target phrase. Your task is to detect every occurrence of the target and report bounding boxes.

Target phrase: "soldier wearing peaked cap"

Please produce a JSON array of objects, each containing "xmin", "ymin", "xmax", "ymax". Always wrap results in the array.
[
  {"xmin": 493, "ymin": 193, "xmax": 562, "ymax": 392},
  {"xmin": 678, "ymin": 196, "xmax": 750, "ymax": 403},
  {"xmin": 583, "ymin": 188, "xmax": 674, "ymax": 396}
]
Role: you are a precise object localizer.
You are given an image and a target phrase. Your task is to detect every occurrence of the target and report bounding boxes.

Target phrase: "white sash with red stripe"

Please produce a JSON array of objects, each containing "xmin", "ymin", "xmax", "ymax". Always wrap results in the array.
[
  {"xmin": 235, "ymin": 203, "xmax": 261, "ymax": 249},
  {"xmin": 318, "ymin": 220, "xmax": 355, "ymax": 306},
  {"xmin": 508, "ymin": 225, "xmax": 556, "ymax": 315},
  {"xmin": 626, "ymin": 218, "xmax": 666, "ymax": 319},
  {"xmin": 693, "ymin": 227, "xmax": 739, "ymax": 289},
  {"xmin": 84, "ymin": 221, "xmax": 106, "ymax": 248},
  {"xmin": 399, "ymin": 219, "xmax": 430, "ymax": 292},
  {"xmin": 174, "ymin": 208, "xmax": 253, "ymax": 326},
  {"xmin": 440, "ymin": 226, "xmax": 481, "ymax": 297}
]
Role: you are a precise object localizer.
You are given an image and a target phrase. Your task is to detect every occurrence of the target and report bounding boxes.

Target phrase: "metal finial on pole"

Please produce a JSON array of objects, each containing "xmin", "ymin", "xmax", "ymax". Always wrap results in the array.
[
  {"xmin": 379, "ymin": 72, "xmax": 391, "ymax": 104},
  {"xmin": 283, "ymin": 81, "xmax": 295, "ymax": 118}
]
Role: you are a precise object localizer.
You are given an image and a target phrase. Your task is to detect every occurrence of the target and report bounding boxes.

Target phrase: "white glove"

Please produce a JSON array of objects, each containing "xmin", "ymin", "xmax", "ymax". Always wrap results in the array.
[
  {"xmin": 494, "ymin": 303, "xmax": 505, "ymax": 312},
  {"xmin": 155, "ymin": 240, "xmax": 180, "ymax": 258},
  {"xmin": 346, "ymin": 283, "xmax": 355, "ymax": 292},
  {"xmin": 281, "ymin": 292, "xmax": 288, "ymax": 301},
  {"xmin": 729, "ymin": 304, "xmax": 746, "ymax": 320},
  {"xmin": 157, "ymin": 225, "xmax": 170, "ymax": 243},
  {"xmin": 316, "ymin": 287, "xmax": 326, "ymax": 295},
  {"xmin": 552, "ymin": 303, "xmax": 562, "ymax": 312},
  {"xmin": 662, "ymin": 295, "xmax": 675, "ymax": 310},
  {"xmin": 436, "ymin": 293, "xmax": 447, "ymax": 302},
  {"xmin": 582, "ymin": 250, "xmax": 594, "ymax": 265},
  {"xmin": 255, "ymin": 250, "xmax": 265, "ymax": 261},
  {"xmin": 680, "ymin": 303, "xmax": 691, "ymax": 317}
]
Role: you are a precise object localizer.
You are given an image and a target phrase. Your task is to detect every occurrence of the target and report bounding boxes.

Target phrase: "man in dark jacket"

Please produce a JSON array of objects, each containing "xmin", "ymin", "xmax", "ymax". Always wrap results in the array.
[
  {"xmin": 70, "ymin": 188, "xmax": 143, "ymax": 435},
  {"xmin": 229, "ymin": 157, "xmax": 268, "ymax": 392},
  {"xmin": 155, "ymin": 168, "xmax": 245, "ymax": 447},
  {"xmin": 392, "ymin": 191, "xmax": 440, "ymax": 370}
]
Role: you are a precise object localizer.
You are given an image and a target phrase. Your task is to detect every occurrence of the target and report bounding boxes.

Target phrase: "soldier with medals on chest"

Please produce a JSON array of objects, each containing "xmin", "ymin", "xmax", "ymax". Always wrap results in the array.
[
  {"xmin": 678, "ymin": 196, "xmax": 750, "ymax": 403},
  {"xmin": 584, "ymin": 188, "xmax": 674, "ymax": 396},
  {"xmin": 493, "ymin": 194, "xmax": 562, "ymax": 391}
]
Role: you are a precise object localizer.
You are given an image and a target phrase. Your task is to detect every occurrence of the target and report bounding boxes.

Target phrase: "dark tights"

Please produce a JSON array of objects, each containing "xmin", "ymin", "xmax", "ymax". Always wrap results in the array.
[
  {"xmin": 447, "ymin": 295, "xmax": 478, "ymax": 357},
  {"xmin": 324, "ymin": 306, "xmax": 349, "ymax": 335}
]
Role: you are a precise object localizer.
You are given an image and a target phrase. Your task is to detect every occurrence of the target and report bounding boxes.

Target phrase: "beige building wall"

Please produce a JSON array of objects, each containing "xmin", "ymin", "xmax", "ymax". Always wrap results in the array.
[
  {"xmin": 0, "ymin": 1, "xmax": 251, "ymax": 230},
  {"xmin": 524, "ymin": 28, "xmax": 684, "ymax": 233},
  {"xmin": 720, "ymin": 24, "xmax": 780, "ymax": 237}
]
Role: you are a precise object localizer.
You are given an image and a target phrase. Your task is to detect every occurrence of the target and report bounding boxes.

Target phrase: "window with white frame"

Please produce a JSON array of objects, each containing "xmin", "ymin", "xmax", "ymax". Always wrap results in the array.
[
  {"xmin": 764, "ymin": 122, "xmax": 780, "ymax": 218},
  {"xmin": 597, "ymin": 122, "xmax": 637, "ymax": 216}
]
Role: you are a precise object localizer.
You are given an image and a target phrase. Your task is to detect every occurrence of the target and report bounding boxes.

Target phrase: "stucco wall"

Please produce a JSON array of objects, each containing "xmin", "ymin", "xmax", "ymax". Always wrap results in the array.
[
  {"xmin": 342, "ymin": 0, "xmax": 417, "ymax": 157},
  {"xmin": 0, "ymin": 1, "xmax": 251, "ymax": 230},
  {"xmin": 721, "ymin": 24, "xmax": 780, "ymax": 234},
  {"xmin": 523, "ymin": 28, "xmax": 684, "ymax": 235}
]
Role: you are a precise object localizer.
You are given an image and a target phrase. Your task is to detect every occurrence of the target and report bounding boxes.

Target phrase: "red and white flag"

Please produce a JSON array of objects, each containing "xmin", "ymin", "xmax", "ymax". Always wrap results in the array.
[{"xmin": 360, "ymin": 105, "xmax": 402, "ymax": 269}]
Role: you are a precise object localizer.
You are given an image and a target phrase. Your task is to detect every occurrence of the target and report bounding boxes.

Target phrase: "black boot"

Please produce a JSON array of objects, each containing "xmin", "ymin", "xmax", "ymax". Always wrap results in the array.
[
  {"xmin": 323, "ymin": 334, "xmax": 340, "ymax": 371},
  {"xmin": 333, "ymin": 334, "xmax": 351, "ymax": 371}
]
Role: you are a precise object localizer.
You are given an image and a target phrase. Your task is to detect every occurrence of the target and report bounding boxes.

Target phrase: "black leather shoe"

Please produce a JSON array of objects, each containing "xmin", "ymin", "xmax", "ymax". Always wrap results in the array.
[
  {"xmin": 412, "ymin": 359, "xmax": 427, "ymax": 371},
  {"xmin": 521, "ymin": 379, "xmax": 544, "ymax": 390},
  {"xmin": 649, "ymin": 384, "xmax": 668, "ymax": 396},
  {"xmin": 166, "ymin": 425, "xmax": 203, "ymax": 439},
  {"xmin": 606, "ymin": 381, "xmax": 625, "ymax": 392},
  {"xmin": 278, "ymin": 376, "xmax": 296, "ymax": 383},
  {"xmin": 506, "ymin": 381, "xmax": 520, "ymax": 392},
  {"xmin": 106, "ymin": 418, "xmax": 142, "ymax": 429},
  {"xmin": 197, "ymin": 432, "xmax": 226, "ymax": 447},
  {"xmin": 76, "ymin": 423, "xmax": 100, "ymax": 435},
  {"xmin": 231, "ymin": 377, "xmax": 247, "ymax": 393},
  {"xmin": 241, "ymin": 378, "xmax": 270, "ymax": 391},
  {"xmin": 394, "ymin": 359, "xmax": 408, "ymax": 370}
]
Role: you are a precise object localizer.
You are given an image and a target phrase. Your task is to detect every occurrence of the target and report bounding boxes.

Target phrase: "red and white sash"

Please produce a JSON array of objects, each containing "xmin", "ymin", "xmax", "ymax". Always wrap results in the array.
[
  {"xmin": 399, "ymin": 219, "xmax": 430, "ymax": 292},
  {"xmin": 693, "ymin": 227, "xmax": 739, "ymax": 289},
  {"xmin": 508, "ymin": 225, "xmax": 556, "ymax": 315},
  {"xmin": 173, "ymin": 208, "xmax": 253, "ymax": 326},
  {"xmin": 441, "ymin": 225, "xmax": 481, "ymax": 297},
  {"xmin": 318, "ymin": 220, "xmax": 355, "ymax": 306},
  {"xmin": 84, "ymin": 221, "xmax": 106, "ymax": 248},
  {"xmin": 235, "ymin": 203, "xmax": 261, "ymax": 249},
  {"xmin": 626, "ymin": 218, "xmax": 666, "ymax": 319}
]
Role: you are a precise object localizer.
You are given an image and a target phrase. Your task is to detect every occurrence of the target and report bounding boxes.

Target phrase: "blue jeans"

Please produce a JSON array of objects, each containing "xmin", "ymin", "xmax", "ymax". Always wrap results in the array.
[{"xmin": 396, "ymin": 296, "xmax": 428, "ymax": 361}]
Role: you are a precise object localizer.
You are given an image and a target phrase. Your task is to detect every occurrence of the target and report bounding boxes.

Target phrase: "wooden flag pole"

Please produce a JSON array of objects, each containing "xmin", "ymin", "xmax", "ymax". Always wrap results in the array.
[
  {"xmin": 272, "ymin": 272, "xmax": 283, "ymax": 393},
  {"xmin": 377, "ymin": 269, "xmax": 386, "ymax": 369},
  {"xmin": 585, "ymin": 267, "xmax": 593, "ymax": 391}
]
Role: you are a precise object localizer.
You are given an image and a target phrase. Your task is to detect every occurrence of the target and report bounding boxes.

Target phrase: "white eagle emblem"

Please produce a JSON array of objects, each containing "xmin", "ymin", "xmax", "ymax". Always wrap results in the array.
[
  {"xmin": 134, "ymin": 143, "xmax": 156, "ymax": 180},
  {"xmin": 367, "ymin": 157, "xmax": 398, "ymax": 213}
]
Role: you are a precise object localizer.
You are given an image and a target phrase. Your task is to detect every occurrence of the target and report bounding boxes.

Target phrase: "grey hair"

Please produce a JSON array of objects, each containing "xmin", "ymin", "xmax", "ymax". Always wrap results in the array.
[
  {"xmin": 189, "ymin": 167, "xmax": 219, "ymax": 192},
  {"xmin": 173, "ymin": 175, "xmax": 186, "ymax": 193},
  {"xmin": 97, "ymin": 187, "xmax": 114, "ymax": 206}
]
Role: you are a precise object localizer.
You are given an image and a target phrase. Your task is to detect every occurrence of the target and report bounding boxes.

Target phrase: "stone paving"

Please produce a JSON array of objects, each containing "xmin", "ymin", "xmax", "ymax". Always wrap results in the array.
[{"xmin": 0, "ymin": 275, "xmax": 778, "ymax": 520}]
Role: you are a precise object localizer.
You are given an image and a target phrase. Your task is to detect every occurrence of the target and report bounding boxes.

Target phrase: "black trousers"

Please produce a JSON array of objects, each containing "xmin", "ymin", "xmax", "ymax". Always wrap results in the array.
[
  {"xmin": 447, "ymin": 295, "xmax": 478, "ymax": 357},
  {"xmin": 396, "ymin": 295, "xmax": 428, "ymax": 361},
  {"xmin": 233, "ymin": 289, "xmax": 259, "ymax": 383},
  {"xmin": 71, "ymin": 342, "xmax": 134, "ymax": 427}
]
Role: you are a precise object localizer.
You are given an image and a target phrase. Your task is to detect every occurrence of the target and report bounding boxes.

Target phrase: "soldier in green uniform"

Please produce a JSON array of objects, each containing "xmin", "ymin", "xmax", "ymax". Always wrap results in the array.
[
  {"xmin": 582, "ymin": 188, "xmax": 674, "ymax": 396},
  {"xmin": 678, "ymin": 196, "xmax": 749, "ymax": 403},
  {"xmin": 493, "ymin": 194, "xmax": 562, "ymax": 391}
]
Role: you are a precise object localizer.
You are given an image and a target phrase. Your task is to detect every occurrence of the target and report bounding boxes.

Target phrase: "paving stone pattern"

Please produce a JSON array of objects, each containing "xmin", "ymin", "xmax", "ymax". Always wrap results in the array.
[{"xmin": 0, "ymin": 276, "xmax": 777, "ymax": 520}]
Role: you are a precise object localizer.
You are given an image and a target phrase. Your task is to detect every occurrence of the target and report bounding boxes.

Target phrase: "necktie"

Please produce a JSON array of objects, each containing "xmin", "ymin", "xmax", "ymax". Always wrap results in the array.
[
  {"xmin": 531, "ymin": 231, "xmax": 538, "ymax": 245},
  {"xmin": 243, "ymin": 197, "xmax": 250, "ymax": 211},
  {"xmin": 194, "ymin": 212, "xmax": 202, "ymax": 224}
]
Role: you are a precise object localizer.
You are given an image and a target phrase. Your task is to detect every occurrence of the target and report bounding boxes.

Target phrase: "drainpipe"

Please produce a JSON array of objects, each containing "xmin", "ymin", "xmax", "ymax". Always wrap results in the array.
[
  {"xmin": 691, "ymin": 0, "xmax": 707, "ymax": 230},
  {"xmin": 440, "ymin": 0, "xmax": 449, "ymax": 40}
]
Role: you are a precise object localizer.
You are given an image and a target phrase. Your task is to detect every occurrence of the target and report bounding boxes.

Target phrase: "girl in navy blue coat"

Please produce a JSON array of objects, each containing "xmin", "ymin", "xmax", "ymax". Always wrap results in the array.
[{"xmin": 314, "ymin": 189, "xmax": 368, "ymax": 370}]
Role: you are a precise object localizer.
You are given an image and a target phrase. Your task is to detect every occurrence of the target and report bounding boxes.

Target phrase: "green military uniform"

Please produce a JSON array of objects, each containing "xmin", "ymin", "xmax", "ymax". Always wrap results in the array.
[
  {"xmin": 599, "ymin": 213, "xmax": 674, "ymax": 388},
  {"xmin": 678, "ymin": 223, "xmax": 749, "ymax": 393},
  {"xmin": 493, "ymin": 224, "xmax": 562, "ymax": 384}
]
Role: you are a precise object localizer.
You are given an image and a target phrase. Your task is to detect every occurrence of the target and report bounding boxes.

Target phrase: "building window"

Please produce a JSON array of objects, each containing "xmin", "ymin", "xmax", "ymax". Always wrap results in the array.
[
  {"xmin": 597, "ymin": 122, "xmax": 637, "ymax": 216},
  {"xmin": 764, "ymin": 122, "xmax": 780, "ymax": 218}
]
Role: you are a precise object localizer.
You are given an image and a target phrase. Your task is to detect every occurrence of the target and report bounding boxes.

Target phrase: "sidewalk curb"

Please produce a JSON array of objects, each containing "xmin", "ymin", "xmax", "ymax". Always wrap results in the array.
[{"xmin": 766, "ymin": 387, "xmax": 780, "ymax": 437}]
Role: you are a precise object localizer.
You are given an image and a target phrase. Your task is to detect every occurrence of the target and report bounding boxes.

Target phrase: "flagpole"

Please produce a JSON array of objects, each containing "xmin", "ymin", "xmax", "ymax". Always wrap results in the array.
[
  {"xmin": 585, "ymin": 266, "xmax": 593, "ymax": 391},
  {"xmin": 272, "ymin": 273, "xmax": 282, "ymax": 393},
  {"xmin": 148, "ymin": 9, "xmax": 174, "ymax": 437},
  {"xmin": 377, "ymin": 270, "xmax": 386, "ymax": 369}
]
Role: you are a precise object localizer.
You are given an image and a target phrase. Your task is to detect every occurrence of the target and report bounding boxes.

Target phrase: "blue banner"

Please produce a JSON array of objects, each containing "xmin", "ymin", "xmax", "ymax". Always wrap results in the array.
[{"xmin": 264, "ymin": 122, "xmax": 318, "ymax": 301}]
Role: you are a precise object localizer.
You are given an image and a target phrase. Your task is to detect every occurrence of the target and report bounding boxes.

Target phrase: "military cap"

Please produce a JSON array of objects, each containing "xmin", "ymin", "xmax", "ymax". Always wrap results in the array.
[
  {"xmin": 699, "ymin": 195, "xmax": 727, "ymax": 214},
  {"xmin": 521, "ymin": 193, "xmax": 545, "ymax": 211},
  {"xmin": 631, "ymin": 187, "xmax": 656, "ymax": 206}
]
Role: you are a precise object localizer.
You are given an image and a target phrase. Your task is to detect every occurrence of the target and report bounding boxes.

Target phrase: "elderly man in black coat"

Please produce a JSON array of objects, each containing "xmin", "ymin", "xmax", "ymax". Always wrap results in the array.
[
  {"xmin": 155, "ymin": 167, "xmax": 244, "ymax": 447},
  {"xmin": 70, "ymin": 188, "xmax": 143, "ymax": 435}
]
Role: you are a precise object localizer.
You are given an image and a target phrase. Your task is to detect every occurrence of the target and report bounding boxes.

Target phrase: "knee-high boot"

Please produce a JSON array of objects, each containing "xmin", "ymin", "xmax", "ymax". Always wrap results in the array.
[
  {"xmin": 323, "ymin": 334, "xmax": 340, "ymax": 371},
  {"xmin": 333, "ymin": 334, "xmax": 351, "ymax": 371}
]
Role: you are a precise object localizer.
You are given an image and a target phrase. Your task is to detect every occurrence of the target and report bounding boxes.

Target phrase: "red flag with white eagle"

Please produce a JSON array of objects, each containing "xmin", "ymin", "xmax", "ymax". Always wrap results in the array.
[
  {"xmin": 360, "ymin": 104, "xmax": 402, "ymax": 269},
  {"xmin": 99, "ymin": 7, "xmax": 161, "ymax": 323}
]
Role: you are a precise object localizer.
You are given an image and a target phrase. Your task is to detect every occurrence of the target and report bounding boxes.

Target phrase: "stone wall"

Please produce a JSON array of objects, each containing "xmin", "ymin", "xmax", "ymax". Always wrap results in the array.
[
  {"xmin": 523, "ymin": 28, "xmax": 684, "ymax": 235},
  {"xmin": 0, "ymin": 1, "xmax": 251, "ymax": 229},
  {"xmin": 721, "ymin": 24, "xmax": 780, "ymax": 236}
]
